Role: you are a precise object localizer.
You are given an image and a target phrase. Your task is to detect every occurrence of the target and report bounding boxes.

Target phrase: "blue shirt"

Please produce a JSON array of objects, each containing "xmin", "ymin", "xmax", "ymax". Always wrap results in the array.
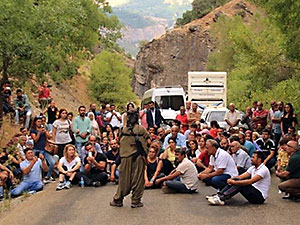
[
  {"xmin": 273, "ymin": 110, "xmax": 283, "ymax": 134},
  {"xmin": 72, "ymin": 116, "xmax": 91, "ymax": 143},
  {"xmin": 30, "ymin": 129, "xmax": 46, "ymax": 151},
  {"xmin": 244, "ymin": 140, "xmax": 256, "ymax": 157},
  {"xmin": 20, "ymin": 159, "xmax": 42, "ymax": 182},
  {"xmin": 163, "ymin": 133, "xmax": 186, "ymax": 149}
]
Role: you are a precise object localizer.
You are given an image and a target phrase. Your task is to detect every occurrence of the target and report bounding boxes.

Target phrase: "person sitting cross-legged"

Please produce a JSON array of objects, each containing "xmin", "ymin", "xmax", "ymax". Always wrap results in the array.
[
  {"xmin": 198, "ymin": 139, "xmax": 238, "ymax": 191},
  {"xmin": 155, "ymin": 148, "xmax": 198, "ymax": 193},
  {"xmin": 11, "ymin": 148, "xmax": 48, "ymax": 197},
  {"xmin": 207, "ymin": 151, "xmax": 271, "ymax": 205},
  {"xmin": 76, "ymin": 142, "xmax": 108, "ymax": 187},
  {"xmin": 56, "ymin": 144, "xmax": 81, "ymax": 190},
  {"xmin": 276, "ymin": 140, "xmax": 300, "ymax": 202}
]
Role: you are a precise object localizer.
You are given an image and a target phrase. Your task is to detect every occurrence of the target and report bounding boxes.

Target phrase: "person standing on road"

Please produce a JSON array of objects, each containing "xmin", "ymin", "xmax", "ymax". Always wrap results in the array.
[
  {"xmin": 110, "ymin": 109, "xmax": 150, "ymax": 208},
  {"xmin": 146, "ymin": 101, "xmax": 164, "ymax": 132},
  {"xmin": 72, "ymin": 106, "xmax": 91, "ymax": 165}
]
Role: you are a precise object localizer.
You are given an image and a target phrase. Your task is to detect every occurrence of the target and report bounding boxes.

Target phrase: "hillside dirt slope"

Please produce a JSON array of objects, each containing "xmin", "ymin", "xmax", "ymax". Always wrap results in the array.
[{"xmin": 132, "ymin": 0, "xmax": 259, "ymax": 97}]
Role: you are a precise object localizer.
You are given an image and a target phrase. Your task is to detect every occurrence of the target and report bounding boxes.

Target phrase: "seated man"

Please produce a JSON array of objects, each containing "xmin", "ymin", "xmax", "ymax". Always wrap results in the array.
[
  {"xmin": 198, "ymin": 139, "xmax": 238, "ymax": 190},
  {"xmin": 255, "ymin": 129, "xmax": 276, "ymax": 169},
  {"xmin": 155, "ymin": 148, "xmax": 198, "ymax": 193},
  {"xmin": 14, "ymin": 89, "xmax": 32, "ymax": 129},
  {"xmin": 2, "ymin": 81, "xmax": 14, "ymax": 115},
  {"xmin": 76, "ymin": 142, "xmax": 108, "ymax": 187},
  {"xmin": 207, "ymin": 151, "xmax": 271, "ymax": 205},
  {"xmin": 162, "ymin": 126, "xmax": 186, "ymax": 150},
  {"xmin": 11, "ymin": 148, "xmax": 48, "ymax": 197},
  {"xmin": 105, "ymin": 140, "xmax": 120, "ymax": 182},
  {"xmin": 277, "ymin": 140, "xmax": 300, "ymax": 202},
  {"xmin": 230, "ymin": 141, "xmax": 251, "ymax": 174},
  {"xmin": 38, "ymin": 81, "xmax": 52, "ymax": 108}
]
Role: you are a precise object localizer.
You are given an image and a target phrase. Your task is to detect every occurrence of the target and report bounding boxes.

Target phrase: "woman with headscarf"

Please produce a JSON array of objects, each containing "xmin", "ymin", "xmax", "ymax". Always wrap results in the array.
[{"xmin": 88, "ymin": 112, "xmax": 101, "ymax": 137}]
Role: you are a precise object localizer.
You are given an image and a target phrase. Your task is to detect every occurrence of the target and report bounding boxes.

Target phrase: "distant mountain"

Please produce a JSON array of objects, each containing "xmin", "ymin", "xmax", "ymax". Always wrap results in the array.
[{"xmin": 107, "ymin": 0, "xmax": 192, "ymax": 56}]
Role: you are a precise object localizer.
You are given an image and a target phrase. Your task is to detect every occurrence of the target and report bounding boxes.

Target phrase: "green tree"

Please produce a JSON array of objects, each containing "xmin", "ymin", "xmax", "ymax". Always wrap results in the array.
[
  {"xmin": 176, "ymin": 0, "xmax": 230, "ymax": 26},
  {"xmin": 207, "ymin": 13, "xmax": 298, "ymax": 111},
  {"xmin": 252, "ymin": 0, "xmax": 300, "ymax": 63},
  {"xmin": 89, "ymin": 51, "xmax": 137, "ymax": 107},
  {"xmin": 0, "ymin": 0, "xmax": 121, "ymax": 128}
]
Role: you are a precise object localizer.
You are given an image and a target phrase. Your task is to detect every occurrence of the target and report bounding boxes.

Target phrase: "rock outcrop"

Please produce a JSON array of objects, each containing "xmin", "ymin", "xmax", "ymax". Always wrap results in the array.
[{"xmin": 132, "ymin": 0, "xmax": 257, "ymax": 97}]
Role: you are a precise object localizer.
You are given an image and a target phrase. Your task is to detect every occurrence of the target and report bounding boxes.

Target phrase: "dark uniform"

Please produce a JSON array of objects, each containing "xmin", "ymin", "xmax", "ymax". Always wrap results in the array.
[{"xmin": 112, "ymin": 124, "xmax": 149, "ymax": 206}]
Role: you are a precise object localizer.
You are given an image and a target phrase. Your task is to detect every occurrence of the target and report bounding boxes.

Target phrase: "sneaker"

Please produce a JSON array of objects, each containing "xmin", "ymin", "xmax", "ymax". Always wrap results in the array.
[
  {"xmin": 110, "ymin": 200, "xmax": 123, "ymax": 207},
  {"xmin": 207, "ymin": 195, "xmax": 225, "ymax": 206},
  {"xmin": 43, "ymin": 176, "xmax": 55, "ymax": 184},
  {"xmin": 206, "ymin": 194, "xmax": 217, "ymax": 200},
  {"xmin": 64, "ymin": 181, "xmax": 72, "ymax": 189},
  {"xmin": 56, "ymin": 182, "xmax": 65, "ymax": 191},
  {"xmin": 282, "ymin": 193, "xmax": 292, "ymax": 199},
  {"xmin": 27, "ymin": 190, "xmax": 36, "ymax": 195},
  {"xmin": 131, "ymin": 202, "xmax": 144, "ymax": 208},
  {"xmin": 49, "ymin": 176, "xmax": 56, "ymax": 182},
  {"xmin": 92, "ymin": 181, "xmax": 101, "ymax": 187}
]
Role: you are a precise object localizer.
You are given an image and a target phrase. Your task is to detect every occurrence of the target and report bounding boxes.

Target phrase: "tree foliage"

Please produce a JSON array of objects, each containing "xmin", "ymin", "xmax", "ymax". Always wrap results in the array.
[
  {"xmin": 176, "ymin": 0, "xmax": 230, "ymax": 26},
  {"xmin": 207, "ymin": 13, "xmax": 299, "ymax": 111},
  {"xmin": 0, "ymin": 0, "xmax": 121, "ymax": 81},
  {"xmin": 252, "ymin": 0, "xmax": 300, "ymax": 63},
  {"xmin": 89, "ymin": 51, "xmax": 137, "ymax": 107}
]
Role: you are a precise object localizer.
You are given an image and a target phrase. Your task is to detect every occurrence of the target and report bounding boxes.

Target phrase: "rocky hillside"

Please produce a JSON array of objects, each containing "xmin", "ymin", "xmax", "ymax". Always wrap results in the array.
[{"xmin": 132, "ymin": 0, "xmax": 258, "ymax": 97}]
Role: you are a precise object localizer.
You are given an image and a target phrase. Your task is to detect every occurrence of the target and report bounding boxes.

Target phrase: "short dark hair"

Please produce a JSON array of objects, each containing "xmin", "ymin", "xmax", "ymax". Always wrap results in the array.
[
  {"xmin": 253, "ymin": 151, "xmax": 266, "ymax": 161},
  {"xmin": 78, "ymin": 105, "xmax": 86, "ymax": 111},
  {"xmin": 24, "ymin": 148, "xmax": 33, "ymax": 155},
  {"xmin": 279, "ymin": 138, "xmax": 289, "ymax": 146},
  {"xmin": 148, "ymin": 101, "xmax": 155, "ymax": 105},
  {"xmin": 16, "ymin": 89, "xmax": 22, "ymax": 94},
  {"xmin": 190, "ymin": 123, "xmax": 197, "ymax": 129},
  {"xmin": 288, "ymin": 126, "xmax": 296, "ymax": 133},
  {"xmin": 175, "ymin": 147, "xmax": 186, "ymax": 155},
  {"xmin": 168, "ymin": 137, "xmax": 177, "ymax": 144},
  {"xmin": 262, "ymin": 129, "xmax": 270, "ymax": 135}
]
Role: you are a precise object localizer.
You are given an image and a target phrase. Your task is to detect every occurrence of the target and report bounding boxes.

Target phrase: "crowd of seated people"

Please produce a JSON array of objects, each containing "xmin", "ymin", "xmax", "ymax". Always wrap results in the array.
[{"xmin": 1, "ymin": 97, "xmax": 300, "ymax": 206}]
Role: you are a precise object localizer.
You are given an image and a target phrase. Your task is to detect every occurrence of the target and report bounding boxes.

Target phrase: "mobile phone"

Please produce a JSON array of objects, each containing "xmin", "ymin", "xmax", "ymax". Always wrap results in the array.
[{"xmin": 88, "ymin": 152, "xmax": 93, "ymax": 157}]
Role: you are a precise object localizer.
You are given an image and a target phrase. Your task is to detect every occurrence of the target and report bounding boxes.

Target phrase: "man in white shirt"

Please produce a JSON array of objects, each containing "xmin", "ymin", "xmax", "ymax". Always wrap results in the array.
[
  {"xmin": 155, "ymin": 148, "xmax": 198, "ymax": 193},
  {"xmin": 230, "ymin": 141, "xmax": 251, "ymax": 174},
  {"xmin": 198, "ymin": 139, "xmax": 238, "ymax": 190},
  {"xmin": 224, "ymin": 103, "xmax": 241, "ymax": 130},
  {"xmin": 207, "ymin": 151, "xmax": 271, "ymax": 205},
  {"xmin": 106, "ymin": 104, "xmax": 122, "ymax": 129}
]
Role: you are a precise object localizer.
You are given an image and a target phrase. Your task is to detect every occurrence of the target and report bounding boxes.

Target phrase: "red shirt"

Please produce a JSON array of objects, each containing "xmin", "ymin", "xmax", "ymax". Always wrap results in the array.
[
  {"xmin": 38, "ymin": 87, "xmax": 51, "ymax": 99},
  {"xmin": 176, "ymin": 114, "xmax": 188, "ymax": 132},
  {"xmin": 253, "ymin": 109, "xmax": 268, "ymax": 128},
  {"xmin": 209, "ymin": 128, "xmax": 218, "ymax": 139},
  {"xmin": 199, "ymin": 150, "xmax": 209, "ymax": 167}
]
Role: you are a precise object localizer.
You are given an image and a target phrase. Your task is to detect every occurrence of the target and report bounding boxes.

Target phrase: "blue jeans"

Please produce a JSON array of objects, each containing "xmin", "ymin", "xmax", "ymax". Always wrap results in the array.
[
  {"xmin": 75, "ymin": 142, "xmax": 86, "ymax": 172},
  {"xmin": 15, "ymin": 109, "xmax": 32, "ymax": 129},
  {"xmin": 265, "ymin": 157, "xmax": 276, "ymax": 170},
  {"xmin": 0, "ymin": 186, "xmax": 3, "ymax": 197},
  {"xmin": 204, "ymin": 174, "xmax": 231, "ymax": 190},
  {"xmin": 34, "ymin": 149, "xmax": 55, "ymax": 178},
  {"xmin": 166, "ymin": 177, "xmax": 196, "ymax": 193},
  {"xmin": 11, "ymin": 181, "xmax": 43, "ymax": 197}
]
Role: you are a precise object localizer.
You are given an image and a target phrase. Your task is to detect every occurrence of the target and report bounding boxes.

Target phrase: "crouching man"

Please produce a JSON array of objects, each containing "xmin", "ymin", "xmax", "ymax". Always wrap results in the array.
[
  {"xmin": 155, "ymin": 148, "xmax": 198, "ymax": 193},
  {"xmin": 207, "ymin": 151, "xmax": 271, "ymax": 205},
  {"xmin": 11, "ymin": 148, "xmax": 48, "ymax": 197}
]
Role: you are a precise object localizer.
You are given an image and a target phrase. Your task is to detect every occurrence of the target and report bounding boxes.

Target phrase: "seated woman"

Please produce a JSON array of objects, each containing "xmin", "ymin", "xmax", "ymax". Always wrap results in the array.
[
  {"xmin": 56, "ymin": 144, "xmax": 81, "ymax": 190},
  {"xmin": 160, "ymin": 137, "xmax": 177, "ymax": 175},
  {"xmin": 196, "ymin": 136, "xmax": 209, "ymax": 172},
  {"xmin": 145, "ymin": 145, "xmax": 164, "ymax": 189},
  {"xmin": 186, "ymin": 140, "xmax": 200, "ymax": 164}
]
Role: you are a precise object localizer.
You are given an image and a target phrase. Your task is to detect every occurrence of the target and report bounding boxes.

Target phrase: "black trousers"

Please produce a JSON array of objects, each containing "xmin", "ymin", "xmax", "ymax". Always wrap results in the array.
[
  {"xmin": 219, "ymin": 183, "xmax": 265, "ymax": 204},
  {"xmin": 76, "ymin": 171, "xmax": 108, "ymax": 186}
]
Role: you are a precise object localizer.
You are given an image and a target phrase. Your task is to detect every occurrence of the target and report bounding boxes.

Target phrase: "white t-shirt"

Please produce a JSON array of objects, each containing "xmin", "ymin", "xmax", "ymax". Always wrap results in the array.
[
  {"xmin": 224, "ymin": 110, "xmax": 241, "ymax": 124},
  {"xmin": 52, "ymin": 119, "xmax": 72, "ymax": 144},
  {"xmin": 209, "ymin": 148, "xmax": 238, "ymax": 177},
  {"xmin": 59, "ymin": 156, "xmax": 80, "ymax": 171},
  {"xmin": 106, "ymin": 111, "xmax": 121, "ymax": 128},
  {"xmin": 176, "ymin": 158, "xmax": 199, "ymax": 191},
  {"xmin": 247, "ymin": 164, "xmax": 271, "ymax": 199}
]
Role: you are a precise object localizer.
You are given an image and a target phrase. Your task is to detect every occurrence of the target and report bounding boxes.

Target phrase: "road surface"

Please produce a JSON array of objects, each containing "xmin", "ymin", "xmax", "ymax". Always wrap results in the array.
[{"xmin": 0, "ymin": 175, "xmax": 299, "ymax": 225}]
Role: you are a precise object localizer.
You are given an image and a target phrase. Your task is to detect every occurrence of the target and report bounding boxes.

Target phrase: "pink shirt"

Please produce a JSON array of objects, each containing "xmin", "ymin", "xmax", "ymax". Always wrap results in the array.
[{"xmin": 139, "ymin": 110, "xmax": 148, "ymax": 129}]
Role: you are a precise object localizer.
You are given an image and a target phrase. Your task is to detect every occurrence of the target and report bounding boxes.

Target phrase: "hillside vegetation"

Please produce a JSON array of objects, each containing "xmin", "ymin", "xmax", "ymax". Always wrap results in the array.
[{"xmin": 205, "ymin": 0, "xmax": 300, "ymax": 114}]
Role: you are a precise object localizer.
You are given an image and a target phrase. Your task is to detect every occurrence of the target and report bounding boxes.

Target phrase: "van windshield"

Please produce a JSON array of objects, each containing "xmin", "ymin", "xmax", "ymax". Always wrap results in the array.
[
  {"xmin": 207, "ymin": 111, "xmax": 226, "ymax": 122},
  {"xmin": 155, "ymin": 96, "xmax": 184, "ymax": 111}
]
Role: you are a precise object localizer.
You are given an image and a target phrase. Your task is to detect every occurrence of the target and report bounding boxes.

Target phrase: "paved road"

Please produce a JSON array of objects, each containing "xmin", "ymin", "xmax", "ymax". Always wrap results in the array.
[{"xmin": 0, "ymin": 175, "xmax": 299, "ymax": 225}]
